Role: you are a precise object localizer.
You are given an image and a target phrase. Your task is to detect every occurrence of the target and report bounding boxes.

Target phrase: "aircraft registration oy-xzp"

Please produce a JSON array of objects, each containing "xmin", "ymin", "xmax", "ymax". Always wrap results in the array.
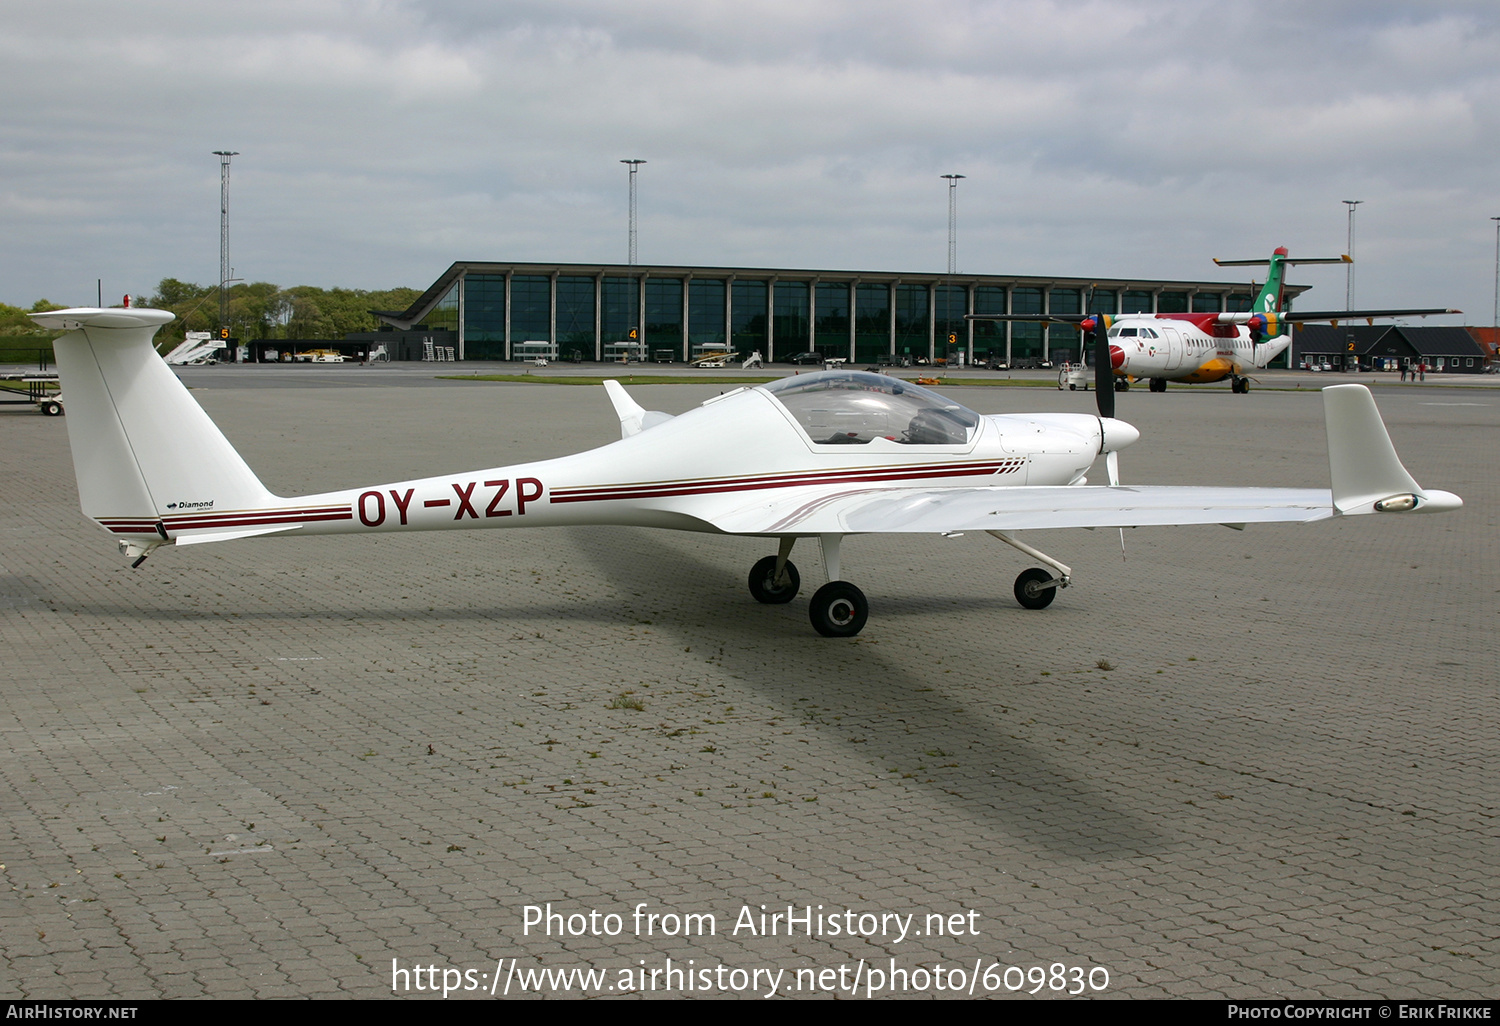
[
  {"xmin": 971, "ymin": 247, "xmax": 1461, "ymax": 395},
  {"xmin": 34, "ymin": 304, "xmax": 1460, "ymax": 637}
]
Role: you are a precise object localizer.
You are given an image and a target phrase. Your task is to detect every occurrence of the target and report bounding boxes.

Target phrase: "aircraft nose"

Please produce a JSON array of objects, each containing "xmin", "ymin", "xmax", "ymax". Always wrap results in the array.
[
  {"xmin": 1109, "ymin": 345, "xmax": 1125, "ymax": 369},
  {"xmin": 1099, "ymin": 417, "xmax": 1139, "ymax": 453}
]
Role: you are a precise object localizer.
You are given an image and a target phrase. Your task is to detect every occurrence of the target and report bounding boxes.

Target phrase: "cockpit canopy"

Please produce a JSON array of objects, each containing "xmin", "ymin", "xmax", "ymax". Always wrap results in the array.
[{"xmin": 762, "ymin": 371, "xmax": 981, "ymax": 445}]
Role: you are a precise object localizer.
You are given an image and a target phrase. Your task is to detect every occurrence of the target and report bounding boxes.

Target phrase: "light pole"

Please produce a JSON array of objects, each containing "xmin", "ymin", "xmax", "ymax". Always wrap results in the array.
[
  {"xmin": 1490, "ymin": 215, "xmax": 1499, "ymax": 331},
  {"xmin": 621, "ymin": 159, "xmax": 646, "ymax": 265},
  {"xmin": 213, "ymin": 150, "xmax": 239, "ymax": 352},
  {"xmin": 941, "ymin": 174, "xmax": 965, "ymax": 275},
  {"xmin": 1342, "ymin": 199, "xmax": 1362, "ymax": 310}
]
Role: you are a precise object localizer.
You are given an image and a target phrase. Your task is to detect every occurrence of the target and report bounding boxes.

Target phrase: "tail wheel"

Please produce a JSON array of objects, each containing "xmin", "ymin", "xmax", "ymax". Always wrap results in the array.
[
  {"xmin": 748, "ymin": 556, "xmax": 799, "ymax": 604},
  {"xmin": 1013, "ymin": 568, "xmax": 1058, "ymax": 609},
  {"xmin": 809, "ymin": 581, "xmax": 868, "ymax": 637}
]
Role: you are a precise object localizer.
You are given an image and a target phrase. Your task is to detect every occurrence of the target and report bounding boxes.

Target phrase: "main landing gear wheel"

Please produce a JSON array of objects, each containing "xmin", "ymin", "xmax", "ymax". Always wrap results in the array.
[
  {"xmin": 1013, "ymin": 567, "xmax": 1059, "ymax": 609},
  {"xmin": 809, "ymin": 581, "xmax": 868, "ymax": 637},
  {"xmin": 748, "ymin": 556, "xmax": 800, "ymax": 604},
  {"xmin": 1114, "ymin": 378, "xmax": 1130, "ymax": 392},
  {"xmin": 1231, "ymin": 376, "xmax": 1250, "ymax": 394},
  {"xmin": 1149, "ymin": 377, "xmax": 1166, "ymax": 393}
]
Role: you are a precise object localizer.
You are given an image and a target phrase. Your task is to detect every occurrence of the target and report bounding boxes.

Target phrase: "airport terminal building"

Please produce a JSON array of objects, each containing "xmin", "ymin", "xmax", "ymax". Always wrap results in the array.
[{"xmin": 361, "ymin": 260, "xmax": 1289, "ymax": 366}]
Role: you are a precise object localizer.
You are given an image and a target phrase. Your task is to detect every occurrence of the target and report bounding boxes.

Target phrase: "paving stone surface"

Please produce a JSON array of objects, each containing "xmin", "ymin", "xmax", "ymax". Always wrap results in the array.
[{"xmin": 0, "ymin": 372, "xmax": 1494, "ymax": 999}]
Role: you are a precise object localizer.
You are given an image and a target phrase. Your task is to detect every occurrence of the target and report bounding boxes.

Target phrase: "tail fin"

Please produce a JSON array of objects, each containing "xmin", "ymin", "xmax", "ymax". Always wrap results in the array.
[
  {"xmin": 1214, "ymin": 248, "xmax": 1352, "ymax": 315},
  {"xmin": 1253, "ymin": 247, "xmax": 1288, "ymax": 314},
  {"xmin": 33, "ymin": 309, "xmax": 275, "ymax": 544}
]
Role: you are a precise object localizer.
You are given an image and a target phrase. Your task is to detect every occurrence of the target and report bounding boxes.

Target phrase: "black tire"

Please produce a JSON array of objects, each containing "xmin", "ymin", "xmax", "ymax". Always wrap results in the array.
[
  {"xmin": 748, "ymin": 556, "xmax": 800, "ymax": 604},
  {"xmin": 809, "ymin": 581, "xmax": 868, "ymax": 637},
  {"xmin": 1013, "ymin": 567, "xmax": 1058, "ymax": 609},
  {"xmin": 1150, "ymin": 378, "xmax": 1166, "ymax": 393},
  {"xmin": 40, "ymin": 401, "xmax": 63, "ymax": 416},
  {"xmin": 1237, "ymin": 377, "xmax": 1251, "ymax": 394},
  {"xmin": 1068, "ymin": 384, "xmax": 1077, "ymax": 391},
  {"xmin": 1114, "ymin": 378, "xmax": 1130, "ymax": 392}
]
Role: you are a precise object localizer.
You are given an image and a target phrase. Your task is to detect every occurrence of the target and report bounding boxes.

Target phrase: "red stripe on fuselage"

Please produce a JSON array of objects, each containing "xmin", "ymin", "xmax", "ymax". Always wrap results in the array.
[{"xmin": 549, "ymin": 461, "xmax": 1022, "ymax": 504}]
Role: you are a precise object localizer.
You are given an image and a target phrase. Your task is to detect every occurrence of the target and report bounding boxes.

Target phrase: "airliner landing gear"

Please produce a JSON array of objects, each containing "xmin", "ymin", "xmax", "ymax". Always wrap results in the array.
[
  {"xmin": 1149, "ymin": 377, "xmax": 1167, "ymax": 392},
  {"xmin": 987, "ymin": 530, "xmax": 1072, "ymax": 610},
  {"xmin": 1114, "ymin": 378, "xmax": 1130, "ymax": 391},
  {"xmin": 1231, "ymin": 376, "xmax": 1251, "ymax": 394},
  {"xmin": 748, "ymin": 538, "xmax": 800, "ymax": 603}
]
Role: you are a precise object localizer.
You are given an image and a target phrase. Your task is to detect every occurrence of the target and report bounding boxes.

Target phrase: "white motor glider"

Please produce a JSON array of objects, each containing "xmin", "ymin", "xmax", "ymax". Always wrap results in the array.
[{"xmin": 35, "ymin": 307, "xmax": 1461, "ymax": 637}]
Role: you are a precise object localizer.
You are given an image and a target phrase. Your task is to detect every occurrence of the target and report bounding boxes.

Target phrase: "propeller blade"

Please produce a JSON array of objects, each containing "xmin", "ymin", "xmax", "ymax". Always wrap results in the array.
[
  {"xmin": 1106, "ymin": 450, "xmax": 1120, "ymax": 486},
  {"xmin": 1089, "ymin": 316, "xmax": 1115, "ymax": 418}
]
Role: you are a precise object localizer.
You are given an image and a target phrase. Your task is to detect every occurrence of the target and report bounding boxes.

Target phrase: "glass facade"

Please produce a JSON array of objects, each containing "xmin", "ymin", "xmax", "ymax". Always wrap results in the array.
[
  {"xmin": 773, "ymin": 281, "xmax": 809, "ymax": 357},
  {"xmin": 463, "ymin": 274, "xmax": 506, "ymax": 359},
  {"xmin": 1047, "ymin": 288, "xmax": 1082, "ymax": 364},
  {"xmin": 556, "ymin": 276, "xmax": 595, "ymax": 356},
  {"xmin": 423, "ymin": 283, "xmax": 459, "ymax": 332},
  {"xmin": 510, "ymin": 275, "xmax": 551, "ymax": 350},
  {"xmin": 1158, "ymin": 291, "xmax": 1188, "ymax": 314},
  {"xmin": 689, "ymin": 279, "xmax": 726, "ymax": 350},
  {"xmin": 644, "ymin": 278, "xmax": 683, "ymax": 356},
  {"xmin": 1011, "ymin": 287, "xmax": 1043, "ymax": 364},
  {"xmin": 894, "ymin": 284, "xmax": 928, "ymax": 360},
  {"xmin": 814, "ymin": 282, "xmax": 849, "ymax": 358},
  {"xmin": 972, "ymin": 286, "xmax": 1006, "ymax": 364},
  {"xmin": 731, "ymin": 280, "xmax": 768, "ymax": 357},
  {"xmin": 601, "ymin": 277, "xmax": 639, "ymax": 345},
  {"xmin": 855, "ymin": 284, "xmax": 890, "ymax": 364},
  {"xmin": 407, "ymin": 266, "xmax": 1267, "ymax": 363},
  {"xmin": 935, "ymin": 285, "xmax": 966, "ymax": 362}
]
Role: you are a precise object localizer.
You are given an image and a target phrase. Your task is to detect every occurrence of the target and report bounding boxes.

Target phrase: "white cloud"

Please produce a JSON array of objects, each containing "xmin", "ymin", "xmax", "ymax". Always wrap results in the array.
[{"xmin": 0, "ymin": 0, "xmax": 1496, "ymax": 317}]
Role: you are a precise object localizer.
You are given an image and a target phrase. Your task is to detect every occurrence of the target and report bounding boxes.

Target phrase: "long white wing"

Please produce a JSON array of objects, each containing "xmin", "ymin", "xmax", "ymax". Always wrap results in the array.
[
  {"xmin": 697, "ymin": 384, "xmax": 1458, "ymax": 536},
  {"xmin": 700, "ymin": 484, "xmax": 1333, "ymax": 535}
]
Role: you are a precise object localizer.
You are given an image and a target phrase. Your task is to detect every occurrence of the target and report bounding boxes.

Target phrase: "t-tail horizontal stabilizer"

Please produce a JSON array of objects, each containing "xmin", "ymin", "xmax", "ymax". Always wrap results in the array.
[
  {"xmin": 1322, "ymin": 384, "xmax": 1461, "ymax": 515},
  {"xmin": 31, "ymin": 307, "xmax": 277, "ymax": 564}
]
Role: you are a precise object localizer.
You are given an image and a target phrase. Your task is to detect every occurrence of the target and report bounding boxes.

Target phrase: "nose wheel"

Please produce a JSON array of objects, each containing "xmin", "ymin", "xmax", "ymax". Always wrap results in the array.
[
  {"xmin": 809, "ymin": 581, "xmax": 868, "ymax": 637},
  {"xmin": 1013, "ymin": 567, "xmax": 1060, "ymax": 609}
]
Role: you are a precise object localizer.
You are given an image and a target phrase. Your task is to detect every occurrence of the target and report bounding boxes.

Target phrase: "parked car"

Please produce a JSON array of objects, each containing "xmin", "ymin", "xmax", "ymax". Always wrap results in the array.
[{"xmin": 783, "ymin": 351, "xmax": 825, "ymax": 365}]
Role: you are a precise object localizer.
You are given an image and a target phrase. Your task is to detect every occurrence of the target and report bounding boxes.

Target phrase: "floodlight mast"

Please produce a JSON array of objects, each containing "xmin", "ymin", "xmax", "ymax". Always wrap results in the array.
[
  {"xmin": 1491, "ymin": 215, "xmax": 1499, "ymax": 331},
  {"xmin": 942, "ymin": 174, "xmax": 965, "ymax": 275},
  {"xmin": 621, "ymin": 159, "xmax": 646, "ymax": 265},
  {"xmin": 1343, "ymin": 199, "xmax": 1362, "ymax": 310},
  {"xmin": 214, "ymin": 150, "xmax": 239, "ymax": 348}
]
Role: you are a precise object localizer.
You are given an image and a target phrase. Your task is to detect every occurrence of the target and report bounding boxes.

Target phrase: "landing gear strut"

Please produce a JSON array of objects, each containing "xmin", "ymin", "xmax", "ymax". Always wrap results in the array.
[
  {"xmin": 748, "ymin": 535, "xmax": 871, "ymax": 636},
  {"xmin": 748, "ymin": 537, "xmax": 799, "ymax": 603},
  {"xmin": 987, "ymin": 530, "xmax": 1072, "ymax": 610}
]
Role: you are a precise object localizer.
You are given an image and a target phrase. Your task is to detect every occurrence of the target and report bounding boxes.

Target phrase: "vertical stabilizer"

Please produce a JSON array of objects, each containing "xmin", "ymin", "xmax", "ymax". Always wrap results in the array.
[{"xmin": 34, "ymin": 309, "xmax": 275, "ymax": 527}]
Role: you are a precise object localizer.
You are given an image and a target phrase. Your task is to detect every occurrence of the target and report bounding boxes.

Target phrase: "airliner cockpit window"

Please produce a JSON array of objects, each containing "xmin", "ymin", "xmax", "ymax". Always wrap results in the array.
[{"xmin": 762, "ymin": 371, "xmax": 981, "ymax": 445}]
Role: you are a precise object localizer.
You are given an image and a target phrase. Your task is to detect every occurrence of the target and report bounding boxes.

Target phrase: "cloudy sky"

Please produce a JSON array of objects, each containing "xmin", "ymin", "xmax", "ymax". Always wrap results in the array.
[{"xmin": 3, "ymin": 0, "xmax": 1497, "ymax": 319}]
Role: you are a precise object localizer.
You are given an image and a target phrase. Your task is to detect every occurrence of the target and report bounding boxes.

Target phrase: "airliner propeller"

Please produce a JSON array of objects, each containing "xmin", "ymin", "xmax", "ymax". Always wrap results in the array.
[{"xmin": 1080, "ymin": 313, "xmax": 1115, "ymax": 418}]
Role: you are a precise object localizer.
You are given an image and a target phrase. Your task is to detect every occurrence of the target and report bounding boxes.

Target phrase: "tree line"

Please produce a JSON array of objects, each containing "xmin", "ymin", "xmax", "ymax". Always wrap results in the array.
[{"xmin": 1, "ymin": 280, "xmax": 423, "ymax": 348}]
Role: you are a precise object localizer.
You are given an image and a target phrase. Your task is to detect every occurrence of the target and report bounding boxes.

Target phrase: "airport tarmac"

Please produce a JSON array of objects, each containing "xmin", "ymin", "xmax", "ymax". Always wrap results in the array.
[{"xmin": 0, "ymin": 370, "xmax": 1495, "ymax": 999}]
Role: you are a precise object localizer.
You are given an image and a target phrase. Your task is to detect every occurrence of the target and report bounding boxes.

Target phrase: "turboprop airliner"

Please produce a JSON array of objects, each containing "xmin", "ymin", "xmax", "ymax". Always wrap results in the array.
[
  {"xmin": 33, "ymin": 304, "xmax": 1460, "ymax": 637},
  {"xmin": 972, "ymin": 248, "xmax": 1459, "ymax": 394}
]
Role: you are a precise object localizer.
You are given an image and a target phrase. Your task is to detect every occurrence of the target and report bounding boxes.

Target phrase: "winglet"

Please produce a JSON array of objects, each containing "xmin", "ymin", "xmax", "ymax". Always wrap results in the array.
[
  {"xmin": 602, "ymin": 380, "xmax": 673, "ymax": 438},
  {"xmin": 1323, "ymin": 385, "xmax": 1461, "ymax": 515}
]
